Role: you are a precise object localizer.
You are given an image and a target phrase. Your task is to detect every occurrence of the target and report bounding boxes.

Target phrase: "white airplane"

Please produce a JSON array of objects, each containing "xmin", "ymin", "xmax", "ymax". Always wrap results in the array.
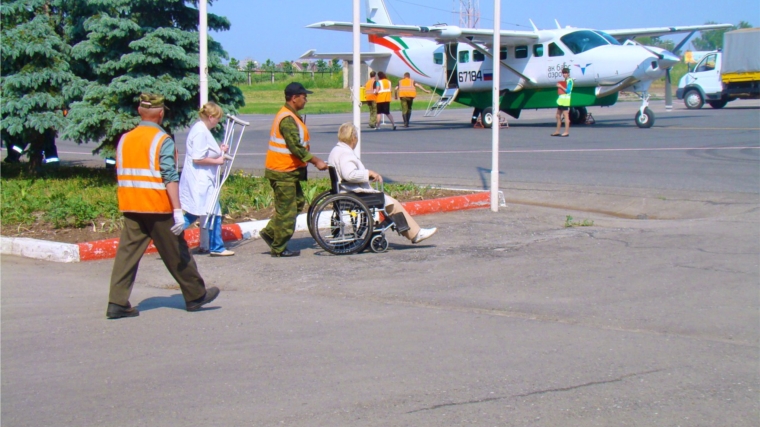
[{"xmin": 302, "ymin": 0, "xmax": 731, "ymax": 128}]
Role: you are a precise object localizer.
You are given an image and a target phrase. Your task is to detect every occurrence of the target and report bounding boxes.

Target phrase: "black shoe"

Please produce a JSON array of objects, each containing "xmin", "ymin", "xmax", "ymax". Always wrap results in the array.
[
  {"xmin": 186, "ymin": 287, "xmax": 220, "ymax": 312},
  {"xmin": 271, "ymin": 249, "xmax": 300, "ymax": 258},
  {"xmin": 106, "ymin": 302, "xmax": 139, "ymax": 319},
  {"xmin": 259, "ymin": 231, "xmax": 274, "ymax": 249},
  {"xmin": 392, "ymin": 125, "xmax": 397, "ymax": 131}
]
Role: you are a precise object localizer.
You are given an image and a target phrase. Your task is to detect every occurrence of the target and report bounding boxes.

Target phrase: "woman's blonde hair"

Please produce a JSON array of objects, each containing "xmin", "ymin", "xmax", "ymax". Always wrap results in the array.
[
  {"xmin": 338, "ymin": 122, "xmax": 357, "ymax": 145},
  {"xmin": 199, "ymin": 101, "xmax": 223, "ymax": 119}
]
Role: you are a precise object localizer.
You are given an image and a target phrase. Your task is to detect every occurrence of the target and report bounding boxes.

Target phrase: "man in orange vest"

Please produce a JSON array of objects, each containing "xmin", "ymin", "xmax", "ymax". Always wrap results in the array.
[
  {"xmin": 259, "ymin": 82, "xmax": 328, "ymax": 257},
  {"xmin": 106, "ymin": 93, "xmax": 219, "ymax": 319},
  {"xmin": 364, "ymin": 71, "xmax": 378, "ymax": 129},
  {"xmin": 394, "ymin": 72, "xmax": 431, "ymax": 127}
]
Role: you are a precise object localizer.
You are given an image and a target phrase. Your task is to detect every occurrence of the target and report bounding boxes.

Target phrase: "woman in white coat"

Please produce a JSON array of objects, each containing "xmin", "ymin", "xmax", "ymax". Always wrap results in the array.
[
  {"xmin": 327, "ymin": 122, "xmax": 437, "ymax": 244},
  {"xmin": 179, "ymin": 102, "xmax": 234, "ymax": 256}
]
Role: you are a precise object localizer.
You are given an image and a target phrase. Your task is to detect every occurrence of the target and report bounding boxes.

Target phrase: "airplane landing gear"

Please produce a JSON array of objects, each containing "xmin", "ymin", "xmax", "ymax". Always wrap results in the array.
[
  {"xmin": 569, "ymin": 107, "xmax": 588, "ymax": 125},
  {"xmin": 634, "ymin": 91, "xmax": 655, "ymax": 128},
  {"xmin": 481, "ymin": 107, "xmax": 495, "ymax": 128}
]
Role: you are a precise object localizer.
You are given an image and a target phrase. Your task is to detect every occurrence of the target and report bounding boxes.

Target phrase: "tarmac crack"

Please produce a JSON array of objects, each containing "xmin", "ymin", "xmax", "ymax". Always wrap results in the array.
[{"xmin": 406, "ymin": 369, "xmax": 665, "ymax": 414}]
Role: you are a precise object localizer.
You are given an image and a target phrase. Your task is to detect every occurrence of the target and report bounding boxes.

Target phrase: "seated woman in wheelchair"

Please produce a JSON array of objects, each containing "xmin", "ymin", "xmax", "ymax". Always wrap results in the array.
[{"xmin": 327, "ymin": 122, "xmax": 437, "ymax": 244}]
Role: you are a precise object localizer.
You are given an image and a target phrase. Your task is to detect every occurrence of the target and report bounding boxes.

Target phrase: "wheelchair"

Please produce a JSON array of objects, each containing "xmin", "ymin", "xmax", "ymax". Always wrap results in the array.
[{"xmin": 307, "ymin": 166, "xmax": 409, "ymax": 255}]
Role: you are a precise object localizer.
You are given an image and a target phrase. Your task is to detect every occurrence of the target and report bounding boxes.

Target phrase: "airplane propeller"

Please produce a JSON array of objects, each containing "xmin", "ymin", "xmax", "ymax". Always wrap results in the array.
[{"xmin": 665, "ymin": 67, "xmax": 673, "ymax": 110}]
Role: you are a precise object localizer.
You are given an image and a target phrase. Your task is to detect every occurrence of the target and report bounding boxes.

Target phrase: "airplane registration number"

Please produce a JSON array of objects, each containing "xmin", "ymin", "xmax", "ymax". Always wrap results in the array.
[{"xmin": 459, "ymin": 71, "xmax": 483, "ymax": 82}]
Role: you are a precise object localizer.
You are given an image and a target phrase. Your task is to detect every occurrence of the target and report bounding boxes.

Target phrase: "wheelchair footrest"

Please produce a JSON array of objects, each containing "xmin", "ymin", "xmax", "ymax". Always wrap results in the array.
[{"xmin": 390, "ymin": 212, "xmax": 410, "ymax": 234}]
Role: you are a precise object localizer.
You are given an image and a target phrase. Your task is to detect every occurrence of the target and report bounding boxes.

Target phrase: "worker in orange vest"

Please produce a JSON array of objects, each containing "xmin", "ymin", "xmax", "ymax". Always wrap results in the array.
[
  {"xmin": 259, "ymin": 82, "xmax": 328, "ymax": 257},
  {"xmin": 375, "ymin": 71, "xmax": 397, "ymax": 130},
  {"xmin": 364, "ymin": 71, "xmax": 379, "ymax": 129},
  {"xmin": 107, "ymin": 93, "xmax": 219, "ymax": 319},
  {"xmin": 394, "ymin": 72, "xmax": 431, "ymax": 127}
]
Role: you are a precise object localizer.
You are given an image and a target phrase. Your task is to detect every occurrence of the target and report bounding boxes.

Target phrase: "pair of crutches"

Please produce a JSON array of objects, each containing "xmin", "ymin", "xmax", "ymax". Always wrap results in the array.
[{"xmin": 202, "ymin": 114, "xmax": 250, "ymax": 231}]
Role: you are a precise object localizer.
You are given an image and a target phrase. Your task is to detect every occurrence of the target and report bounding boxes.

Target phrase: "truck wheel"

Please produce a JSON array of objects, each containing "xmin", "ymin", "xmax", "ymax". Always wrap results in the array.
[
  {"xmin": 684, "ymin": 89, "xmax": 704, "ymax": 109},
  {"xmin": 481, "ymin": 107, "xmax": 494, "ymax": 128},
  {"xmin": 635, "ymin": 107, "xmax": 655, "ymax": 128},
  {"xmin": 708, "ymin": 100, "xmax": 727, "ymax": 109}
]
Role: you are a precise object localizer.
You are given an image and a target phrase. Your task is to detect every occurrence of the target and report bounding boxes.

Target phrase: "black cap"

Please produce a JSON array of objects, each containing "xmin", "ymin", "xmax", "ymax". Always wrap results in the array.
[{"xmin": 284, "ymin": 82, "xmax": 313, "ymax": 96}]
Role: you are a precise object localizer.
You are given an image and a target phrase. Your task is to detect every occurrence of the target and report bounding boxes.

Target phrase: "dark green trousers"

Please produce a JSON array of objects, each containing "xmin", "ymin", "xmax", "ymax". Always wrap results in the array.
[
  {"xmin": 261, "ymin": 179, "xmax": 305, "ymax": 254},
  {"xmin": 367, "ymin": 100, "xmax": 377, "ymax": 127},
  {"xmin": 109, "ymin": 213, "xmax": 207, "ymax": 306}
]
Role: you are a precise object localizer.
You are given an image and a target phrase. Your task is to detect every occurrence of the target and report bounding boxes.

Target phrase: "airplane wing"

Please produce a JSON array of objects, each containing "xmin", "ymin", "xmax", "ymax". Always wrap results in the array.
[
  {"xmin": 306, "ymin": 21, "xmax": 538, "ymax": 45},
  {"xmin": 602, "ymin": 23, "xmax": 733, "ymax": 39},
  {"xmin": 299, "ymin": 49, "xmax": 391, "ymax": 62}
]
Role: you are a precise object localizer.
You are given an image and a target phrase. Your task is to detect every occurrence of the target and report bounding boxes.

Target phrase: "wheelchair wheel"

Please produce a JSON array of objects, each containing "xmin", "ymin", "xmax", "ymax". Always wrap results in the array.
[
  {"xmin": 369, "ymin": 234, "xmax": 389, "ymax": 253},
  {"xmin": 310, "ymin": 194, "xmax": 374, "ymax": 255},
  {"xmin": 307, "ymin": 190, "xmax": 332, "ymax": 240}
]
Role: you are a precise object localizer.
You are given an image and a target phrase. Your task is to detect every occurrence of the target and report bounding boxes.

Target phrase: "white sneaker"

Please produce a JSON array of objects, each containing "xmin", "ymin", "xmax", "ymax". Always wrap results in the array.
[
  {"xmin": 210, "ymin": 249, "xmax": 235, "ymax": 257},
  {"xmin": 412, "ymin": 227, "xmax": 437, "ymax": 244}
]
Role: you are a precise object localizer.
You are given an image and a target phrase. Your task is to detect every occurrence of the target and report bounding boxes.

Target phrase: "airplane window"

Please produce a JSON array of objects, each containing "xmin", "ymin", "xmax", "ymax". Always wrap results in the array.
[
  {"xmin": 458, "ymin": 50, "xmax": 470, "ymax": 63},
  {"xmin": 560, "ymin": 30, "xmax": 609, "ymax": 54},
  {"xmin": 549, "ymin": 42, "xmax": 564, "ymax": 57},
  {"xmin": 473, "ymin": 50, "xmax": 485, "ymax": 62},
  {"xmin": 500, "ymin": 46, "xmax": 508, "ymax": 60},
  {"xmin": 433, "ymin": 52, "xmax": 443, "ymax": 65},
  {"xmin": 533, "ymin": 44, "xmax": 544, "ymax": 57},
  {"xmin": 594, "ymin": 31, "xmax": 621, "ymax": 45},
  {"xmin": 515, "ymin": 46, "xmax": 528, "ymax": 59}
]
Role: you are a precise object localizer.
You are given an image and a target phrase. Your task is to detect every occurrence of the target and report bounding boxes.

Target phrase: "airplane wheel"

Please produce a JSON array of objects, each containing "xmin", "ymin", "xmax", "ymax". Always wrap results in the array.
[
  {"xmin": 481, "ymin": 107, "xmax": 494, "ymax": 128},
  {"xmin": 684, "ymin": 89, "xmax": 704, "ymax": 109},
  {"xmin": 635, "ymin": 107, "xmax": 655, "ymax": 128},
  {"xmin": 569, "ymin": 107, "xmax": 588, "ymax": 125}
]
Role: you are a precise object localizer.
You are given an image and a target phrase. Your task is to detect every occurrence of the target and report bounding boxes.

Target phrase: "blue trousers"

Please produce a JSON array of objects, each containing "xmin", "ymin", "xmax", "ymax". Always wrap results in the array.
[{"xmin": 184, "ymin": 213, "xmax": 225, "ymax": 253}]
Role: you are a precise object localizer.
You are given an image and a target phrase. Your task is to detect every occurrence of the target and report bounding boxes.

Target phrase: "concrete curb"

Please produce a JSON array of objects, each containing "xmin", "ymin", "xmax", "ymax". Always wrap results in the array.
[{"xmin": 1, "ymin": 191, "xmax": 491, "ymax": 263}]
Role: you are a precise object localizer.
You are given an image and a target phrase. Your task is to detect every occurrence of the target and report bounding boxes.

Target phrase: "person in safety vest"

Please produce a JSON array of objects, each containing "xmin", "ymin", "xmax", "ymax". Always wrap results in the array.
[
  {"xmin": 365, "ymin": 71, "xmax": 379, "ymax": 129},
  {"xmin": 394, "ymin": 72, "xmax": 431, "ymax": 128},
  {"xmin": 106, "ymin": 93, "xmax": 220, "ymax": 319},
  {"xmin": 552, "ymin": 67, "xmax": 573, "ymax": 137},
  {"xmin": 375, "ymin": 71, "xmax": 397, "ymax": 130},
  {"xmin": 259, "ymin": 82, "xmax": 328, "ymax": 257}
]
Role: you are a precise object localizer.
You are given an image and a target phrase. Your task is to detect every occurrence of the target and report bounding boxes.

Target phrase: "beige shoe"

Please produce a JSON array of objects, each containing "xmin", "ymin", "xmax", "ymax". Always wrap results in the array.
[
  {"xmin": 412, "ymin": 227, "xmax": 437, "ymax": 243},
  {"xmin": 210, "ymin": 249, "xmax": 235, "ymax": 257}
]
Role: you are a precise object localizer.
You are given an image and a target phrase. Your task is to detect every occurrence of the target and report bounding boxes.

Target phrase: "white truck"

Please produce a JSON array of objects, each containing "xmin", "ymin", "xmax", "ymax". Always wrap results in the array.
[{"xmin": 676, "ymin": 28, "xmax": 760, "ymax": 109}]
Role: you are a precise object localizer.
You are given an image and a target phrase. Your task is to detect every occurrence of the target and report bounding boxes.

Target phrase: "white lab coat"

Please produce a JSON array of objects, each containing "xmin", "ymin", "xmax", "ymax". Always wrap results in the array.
[{"xmin": 179, "ymin": 121, "xmax": 222, "ymax": 216}]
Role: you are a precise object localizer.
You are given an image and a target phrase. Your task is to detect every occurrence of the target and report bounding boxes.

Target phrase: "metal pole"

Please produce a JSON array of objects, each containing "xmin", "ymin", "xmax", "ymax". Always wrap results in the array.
[
  {"xmin": 352, "ymin": 0, "xmax": 362, "ymax": 158},
  {"xmin": 490, "ymin": 0, "xmax": 500, "ymax": 212},
  {"xmin": 199, "ymin": 0, "xmax": 209, "ymax": 106}
]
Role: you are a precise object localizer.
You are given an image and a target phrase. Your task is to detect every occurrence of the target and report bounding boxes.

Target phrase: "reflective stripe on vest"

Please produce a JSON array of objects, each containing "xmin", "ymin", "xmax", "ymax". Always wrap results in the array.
[
  {"xmin": 364, "ymin": 79, "xmax": 377, "ymax": 101},
  {"xmin": 265, "ymin": 106, "xmax": 310, "ymax": 172},
  {"xmin": 376, "ymin": 79, "xmax": 392, "ymax": 103},
  {"xmin": 116, "ymin": 125, "xmax": 172, "ymax": 213},
  {"xmin": 398, "ymin": 78, "xmax": 416, "ymax": 98}
]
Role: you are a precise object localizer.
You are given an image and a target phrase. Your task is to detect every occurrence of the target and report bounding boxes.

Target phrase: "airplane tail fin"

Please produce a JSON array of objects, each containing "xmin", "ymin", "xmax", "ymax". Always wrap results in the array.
[{"xmin": 367, "ymin": 0, "xmax": 393, "ymax": 26}]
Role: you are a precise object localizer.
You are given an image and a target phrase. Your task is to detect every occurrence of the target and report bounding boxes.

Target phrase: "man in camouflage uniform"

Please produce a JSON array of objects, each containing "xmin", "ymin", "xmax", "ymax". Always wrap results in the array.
[{"xmin": 260, "ymin": 83, "xmax": 328, "ymax": 257}]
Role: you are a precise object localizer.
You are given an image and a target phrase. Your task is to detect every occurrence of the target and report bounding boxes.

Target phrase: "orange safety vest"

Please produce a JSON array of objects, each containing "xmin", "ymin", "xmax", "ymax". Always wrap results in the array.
[
  {"xmin": 265, "ymin": 106, "xmax": 311, "ymax": 172},
  {"xmin": 116, "ymin": 125, "xmax": 172, "ymax": 214},
  {"xmin": 398, "ymin": 77, "xmax": 417, "ymax": 98},
  {"xmin": 376, "ymin": 79, "xmax": 392, "ymax": 103},
  {"xmin": 364, "ymin": 78, "xmax": 377, "ymax": 101}
]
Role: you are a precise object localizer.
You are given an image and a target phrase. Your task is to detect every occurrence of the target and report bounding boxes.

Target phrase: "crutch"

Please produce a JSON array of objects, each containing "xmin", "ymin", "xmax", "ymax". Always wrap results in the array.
[{"xmin": 203, "ymin": 114, "xmax": 250, "ymax": 230}]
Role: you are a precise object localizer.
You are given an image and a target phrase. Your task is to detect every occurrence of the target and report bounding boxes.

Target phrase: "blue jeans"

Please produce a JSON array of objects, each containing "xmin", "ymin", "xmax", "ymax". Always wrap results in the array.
[{"xmin": 184, "ymin": 213, "xmax": 226, "ymax": 253}]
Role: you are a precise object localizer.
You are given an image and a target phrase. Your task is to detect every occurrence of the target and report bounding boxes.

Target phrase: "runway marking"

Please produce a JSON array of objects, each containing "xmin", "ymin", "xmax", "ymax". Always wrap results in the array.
[
  {"xmin": 337, "ymin": 146, "xmax": 760, "ymax": 156},
  {"xmin": 660, "ymin": 127, "xmax": 760, "ymax": 131}
]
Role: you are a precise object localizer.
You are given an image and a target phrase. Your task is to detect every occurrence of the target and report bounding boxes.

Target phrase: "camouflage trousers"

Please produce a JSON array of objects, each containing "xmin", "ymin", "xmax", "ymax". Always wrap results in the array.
[
  {"xmin": 400, "ymin": 97, "xmax": 414, "ymax": 126},
  {"xmin": 261, "ymin": 179, "xmax": 305, "ymax": 254},
  {"xmin": 367, "ymin": 100, "xmax": 377, "ymax": 128}
]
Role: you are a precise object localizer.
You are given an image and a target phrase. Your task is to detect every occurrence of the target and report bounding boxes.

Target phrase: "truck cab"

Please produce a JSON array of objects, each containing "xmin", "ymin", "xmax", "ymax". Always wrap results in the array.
[{"xmin": 676, "ymin": 51, "xmax": 727, "ymax": 109}]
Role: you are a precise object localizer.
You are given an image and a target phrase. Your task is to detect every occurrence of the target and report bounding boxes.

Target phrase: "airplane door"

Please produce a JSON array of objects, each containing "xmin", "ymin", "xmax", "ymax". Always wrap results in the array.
[{"xmin": 445, "ymin": 43, "xmax": 458, "ymax": 88}]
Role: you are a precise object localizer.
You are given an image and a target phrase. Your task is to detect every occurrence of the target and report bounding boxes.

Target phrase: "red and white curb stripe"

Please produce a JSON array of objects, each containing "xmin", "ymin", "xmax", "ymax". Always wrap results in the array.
[{"xmin": 2, "ymin": 192, "xmax": 492, "ymax": 263}]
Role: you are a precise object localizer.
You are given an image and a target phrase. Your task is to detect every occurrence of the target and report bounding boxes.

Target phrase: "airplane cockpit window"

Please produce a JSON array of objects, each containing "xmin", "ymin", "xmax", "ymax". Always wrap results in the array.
[
  {"xmin": 594, "ymin": 31, "xmax": 621, "ymax": 45},
  {"xmin": 548, "ymin": 42, "xmax": 564, "ymax": 57},
  {"xmin": 500, "ymin": 46, "xmax": 508, "ymax": 60},
  {"xmin": 515, "ymin": 46, "xmax": 528, "ymax": 58},
  {"xmin": 695, "ymin": 54, "xmax": 717, "ymax": 72},
  {"xmin": 458, "ymin": 50, "xmax": 470, "ymax": 63},
  {"xmin": 473, "ymin": 50, "xmax": 485, "ymax": 62},
  {"xmin": 560, "ymin": 30, "xmax": 609, "ymax": 54},
  {"xmin": 533, "ymin": 44, "xmax": 544, "ymax": 57}
]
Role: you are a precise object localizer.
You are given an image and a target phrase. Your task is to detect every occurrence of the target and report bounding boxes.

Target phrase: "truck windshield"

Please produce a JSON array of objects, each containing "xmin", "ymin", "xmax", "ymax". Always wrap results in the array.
[
  {"xmin": 560, "ymin": 30, "xmax": 610, "ymax": 54},
  {"xmin": 695, "ymin": 54, "xmax": 717, "ymax": 73}
]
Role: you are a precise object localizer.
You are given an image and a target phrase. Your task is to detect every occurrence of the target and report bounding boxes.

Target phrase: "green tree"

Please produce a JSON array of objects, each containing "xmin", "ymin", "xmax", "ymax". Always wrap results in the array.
[
  {"xmin": 229, "ymin": 57, "xmax": 240, "ymax": 70},
  {"xmin": 636, "ymin": 36, "xmax": 676, "ymax": 53},
  {"xmin": 62, "ymin": 0, "xmax": 244, "ymax": 153},
  {"xmin": 315, "ymin": 59, "xmax": 328, "ymax": 72},
  {"xmin": 261, "ymin": 59, "xmax": 276, "ymax": 72},
  {"xmin": 1, "ymin": 0, "xmax": 84, "ymax": 168},
  {"xmin": 282, "ymin": 61, "xmax": 294, "ymax": 75},
  {"xmin": 692, "ymin": 21, "xmax": 753, "ymax": 50},
  {"xmin": 330, "ymin": 59, "xmax": 342, "ymax": 73},
  {"xmin": 244, "ymin": 60, "xmax": 256, "ymax": 84}
]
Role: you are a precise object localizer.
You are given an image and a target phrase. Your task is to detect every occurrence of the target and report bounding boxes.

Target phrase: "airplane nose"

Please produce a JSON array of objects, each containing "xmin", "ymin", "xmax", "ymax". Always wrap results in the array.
[{"xmin": 658, "ymin": 50, "xmax": 679, "ymax": 69}]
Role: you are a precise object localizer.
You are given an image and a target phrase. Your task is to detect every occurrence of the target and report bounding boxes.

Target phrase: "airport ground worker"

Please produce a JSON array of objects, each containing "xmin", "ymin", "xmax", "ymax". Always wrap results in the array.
[
  {"xmin": 395, "ymin": 72, "xmax": 431, "ymax": 127},
  {"xmin": 553, "ymin": 67, "xmax": 573, "ymax": 137},
  {"xmin": 365, "ymin": 71, "xmax": 379, "ymax": 129},
  {"xmin": 375, "ymin": 71, "xmax": 397, "ymax": 130},
  {"xmin": 179, "ymin": 101, "xmax": 234, "ymax": 257},
  {"xmin": 107, "ymin": 93, "xmax": 219, "ymax": 319},
  {"xmin": 259, "ymin": 82, "xmax": 328, "ymax": 257}
]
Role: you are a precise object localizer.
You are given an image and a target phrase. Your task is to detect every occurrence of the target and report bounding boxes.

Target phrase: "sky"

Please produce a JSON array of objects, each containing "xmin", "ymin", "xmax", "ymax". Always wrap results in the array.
[{"xmin": 207, "ymin": 0, "xmax": 759, "ymax": 63}]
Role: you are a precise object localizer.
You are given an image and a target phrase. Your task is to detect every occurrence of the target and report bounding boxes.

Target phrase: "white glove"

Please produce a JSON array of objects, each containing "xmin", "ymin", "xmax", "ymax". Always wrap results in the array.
[{"xmin": 171, "ymin": 209, "xmax": 185, "ymax": 235}]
